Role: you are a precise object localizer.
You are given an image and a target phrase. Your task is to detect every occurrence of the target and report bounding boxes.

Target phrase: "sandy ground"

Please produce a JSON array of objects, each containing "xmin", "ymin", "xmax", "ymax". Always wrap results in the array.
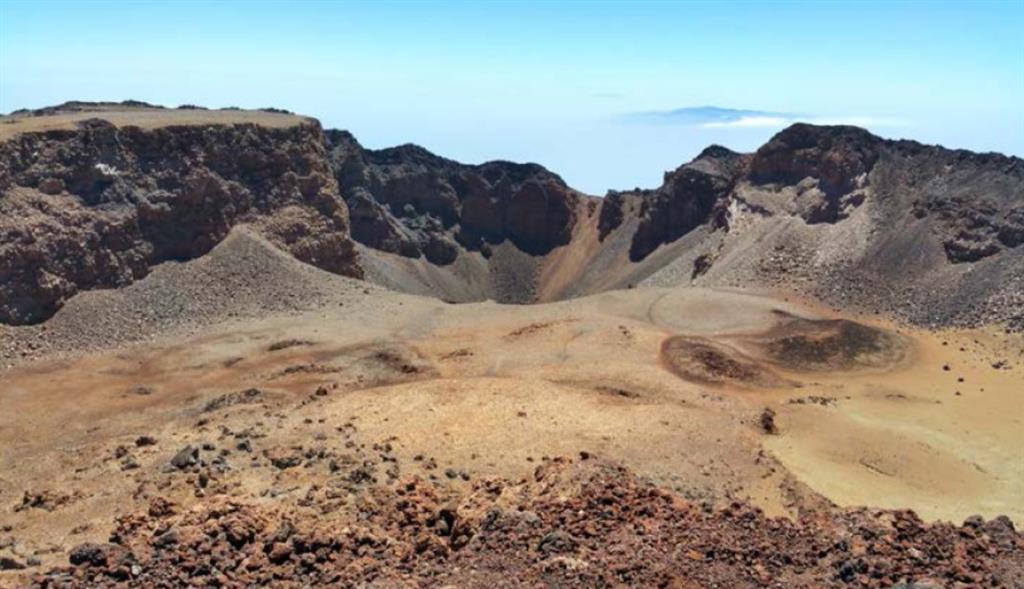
[
  {"xmin": 2, "ymin": 277, "xmax": 1021, "ymax": 579},
  {"xmin": 764, "ymin": 324, "xmax": 1024, "ymax": 521}
]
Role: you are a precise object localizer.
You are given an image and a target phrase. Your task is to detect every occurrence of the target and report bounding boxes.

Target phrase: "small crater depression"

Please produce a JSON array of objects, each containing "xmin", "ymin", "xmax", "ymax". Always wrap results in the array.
[
  {"xmin": 660, "ymin": 336, "xmax": 792, "ymax": 388},
  {"xmin": 755, "ymin": 314, "xmax": 909, "ymax": 372}
]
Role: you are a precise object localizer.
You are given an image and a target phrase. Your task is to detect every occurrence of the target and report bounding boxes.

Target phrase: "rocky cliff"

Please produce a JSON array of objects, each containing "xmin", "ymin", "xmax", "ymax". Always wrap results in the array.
[
  {"xmin": 0, "ymin": 106, "xmax": 361, "ymax": 325},
  {"xmin": 320, "ymin": 130, "xmax": 591, "ymax": 305},
  {"xmin": 599, "ymin": 145, "xmax": 748, "ymax": 262},
  {"xmin": 326, "ymin": 130, "xmax": 580, "ymax": 262}
]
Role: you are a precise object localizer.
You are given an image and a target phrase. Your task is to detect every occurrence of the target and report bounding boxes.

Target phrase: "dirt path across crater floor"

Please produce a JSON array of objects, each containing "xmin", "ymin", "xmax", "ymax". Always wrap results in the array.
[{"xmin": 1, "ymin": 283, "xmax": 1022, "ymax": 584}]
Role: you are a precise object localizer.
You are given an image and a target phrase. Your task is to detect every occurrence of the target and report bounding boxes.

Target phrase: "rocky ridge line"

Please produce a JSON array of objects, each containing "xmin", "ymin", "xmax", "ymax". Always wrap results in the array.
[{"xmin": 2, "ymin": 105, "xmax": 1022, "ymax": 330}]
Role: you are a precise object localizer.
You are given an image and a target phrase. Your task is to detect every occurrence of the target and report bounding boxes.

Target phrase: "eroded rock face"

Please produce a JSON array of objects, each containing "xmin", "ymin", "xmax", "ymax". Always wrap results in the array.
[
  {"xmin": 598, "ymin": 148, "xmax": 748, "ymax": 264},
  {"xmin": 599, "ymin": 124, "xmax": 1023, "ymax": 269},
  {"xmin": 750, "ymin": 123, "xmax": 880, "ymax": 197},
  {"xmin": 892, "ymin": 145, "xmax": 1024, "ymax": 263},
  {"xmin": 596, "ymin": 190, "xmax": 626, "ymax": 240},
  {"xmin": 610, "ymin": 145, "xmax": 747, "ymax": 262},
  {"xmin": 325, "ymin": 130, "xmax": 579, "ymax": 263},
  {"xmin": 741, "ymin": 124, "xmax": 877, "ymax": 224},
  {"xmin": 746, "ymin": 124, "xmax": 1024, "ymax": 261},
  {"xmin": 0, "ymin": 119, "xmax": 361, "ymax": 325}
]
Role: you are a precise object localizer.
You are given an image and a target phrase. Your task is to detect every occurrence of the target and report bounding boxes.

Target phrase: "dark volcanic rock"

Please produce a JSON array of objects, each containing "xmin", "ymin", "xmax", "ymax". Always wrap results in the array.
[
  {"xmin": 324, "ymin": 130, "xmax": 580, "ymax": 264},
  {"xmin": 597, "ymin": 190, "xmax": 626, "ymax": 240},
  {"xmin": 68, "ymin": 542, "xmax": 132, "ymax": 568},
  {"xmin": 344, "ymin": 186, "xmax": 422, "ymax": 258},
  {"xmin": 170, "ymin": 445, "xmax": 199, "ymax": 469},
  {"xmin": 0, "ymin": 556, "xmax": 26, "ymax": 570},
  {"xmin": 750, "ymin": 123, "xmax": 880, "ymax": 198},
  {"xmin": 748, "ymin": 124, "xmax": 1024, "ymax": 257},
  {"xmin": 610, "ymin": 125, "xmax": 1020, "ymax": 269},
  {"xmin": 626, "ymin": 145, "xmax": 746, "ymax": 261},
  {"xmin": 907, "ymin": 154, "xmax": 1024, "ymax": 263}
]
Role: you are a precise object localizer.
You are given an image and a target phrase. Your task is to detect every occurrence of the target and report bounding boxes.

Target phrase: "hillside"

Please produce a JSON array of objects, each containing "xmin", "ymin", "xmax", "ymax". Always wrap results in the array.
[
  {"xmin": 3, "ymin": 102, "xmax": 1021, "ymax": 331},
  {"xmin": 333, "ymin": 123, "xmax": 1024, "ymax": 330}
]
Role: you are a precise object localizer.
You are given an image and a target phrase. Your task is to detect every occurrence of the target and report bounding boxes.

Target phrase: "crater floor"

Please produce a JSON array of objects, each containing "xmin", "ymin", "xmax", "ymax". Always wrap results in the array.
[{"xmin": 2, "ymin": 271, "xmax": 1021, "ymax": 584}]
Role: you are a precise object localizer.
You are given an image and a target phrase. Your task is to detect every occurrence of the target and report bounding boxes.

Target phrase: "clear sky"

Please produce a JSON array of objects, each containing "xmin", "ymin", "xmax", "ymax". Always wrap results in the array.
[{"xmin": 1, "ymin": 0, "xmax": 1022, "ymax": 194}]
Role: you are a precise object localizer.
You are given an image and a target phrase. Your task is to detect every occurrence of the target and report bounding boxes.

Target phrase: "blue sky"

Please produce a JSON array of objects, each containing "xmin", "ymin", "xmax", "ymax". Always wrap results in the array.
[{"xmin": 1, "ymin": 1, "xmax": 1022, "ymax": 194}]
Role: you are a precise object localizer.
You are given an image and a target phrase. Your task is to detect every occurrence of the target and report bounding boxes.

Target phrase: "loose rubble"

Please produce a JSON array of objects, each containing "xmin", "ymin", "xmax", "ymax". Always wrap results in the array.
[{"xmin": 24, "ymin": 457, "xmax": 1023, "ymax": 588}]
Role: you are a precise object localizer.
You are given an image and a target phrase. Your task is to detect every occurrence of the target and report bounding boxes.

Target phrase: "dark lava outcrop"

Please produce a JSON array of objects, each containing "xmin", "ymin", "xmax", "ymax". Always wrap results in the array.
[
  {"xmin": 601, "ymin": 123, "xmax": 1021, "ymax": 265},
  {"xmin": 749, "ymin": 123, "xmax": 879, "ymax": 223},
  {"xmin": 326, "ymin": 130, "xmax": 580, "ymax": 262},
  {"xmin": 0, "ymin": 114, "xmax": 360, "ymax": 325},
  {"xmin": 603, "ymin": 145, "xmax": 748, "ymax": 261}
]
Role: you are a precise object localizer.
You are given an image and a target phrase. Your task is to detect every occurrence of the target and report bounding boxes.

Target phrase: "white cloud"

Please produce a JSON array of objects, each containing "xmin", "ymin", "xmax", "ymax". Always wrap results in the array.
[
  {"xmin": 700, "ymin": 114, "xmax": 911, "ymax": 130},
  {"xmin": 700, "ymin": 116, "xmax": 793, "ymax": 129},
  {"xmin": 623, "ymin": 106, "xmax": 911, "ymax": 131}
]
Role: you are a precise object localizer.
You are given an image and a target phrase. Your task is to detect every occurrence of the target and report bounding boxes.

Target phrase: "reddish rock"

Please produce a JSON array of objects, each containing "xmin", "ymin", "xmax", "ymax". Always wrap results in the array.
[
  {"xmin": 0, "ymin": 119, "xmax": 361, "ymax": 325},
  {"xmin": 27, "ymin": 458, "xmax": 1023, "ymax": 588}
]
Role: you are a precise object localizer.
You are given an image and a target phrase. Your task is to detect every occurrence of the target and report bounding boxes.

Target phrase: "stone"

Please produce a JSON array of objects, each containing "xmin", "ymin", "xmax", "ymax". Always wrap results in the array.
[{"xmin": 170, "ymin": 445, "xmax": 199, "ymax": 469}]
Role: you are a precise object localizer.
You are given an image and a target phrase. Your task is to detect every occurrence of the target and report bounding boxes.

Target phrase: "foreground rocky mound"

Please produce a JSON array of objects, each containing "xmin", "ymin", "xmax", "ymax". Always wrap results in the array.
[{"xmin": 26, "ymin": 457, "xmax": 1022, "ymax": 588}]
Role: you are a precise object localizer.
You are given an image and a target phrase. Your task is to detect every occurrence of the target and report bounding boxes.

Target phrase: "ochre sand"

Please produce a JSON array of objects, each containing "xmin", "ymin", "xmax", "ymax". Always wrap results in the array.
[{"xmin": 1, "ymin": 287, "xmax": 1021, "ymax": 570}]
